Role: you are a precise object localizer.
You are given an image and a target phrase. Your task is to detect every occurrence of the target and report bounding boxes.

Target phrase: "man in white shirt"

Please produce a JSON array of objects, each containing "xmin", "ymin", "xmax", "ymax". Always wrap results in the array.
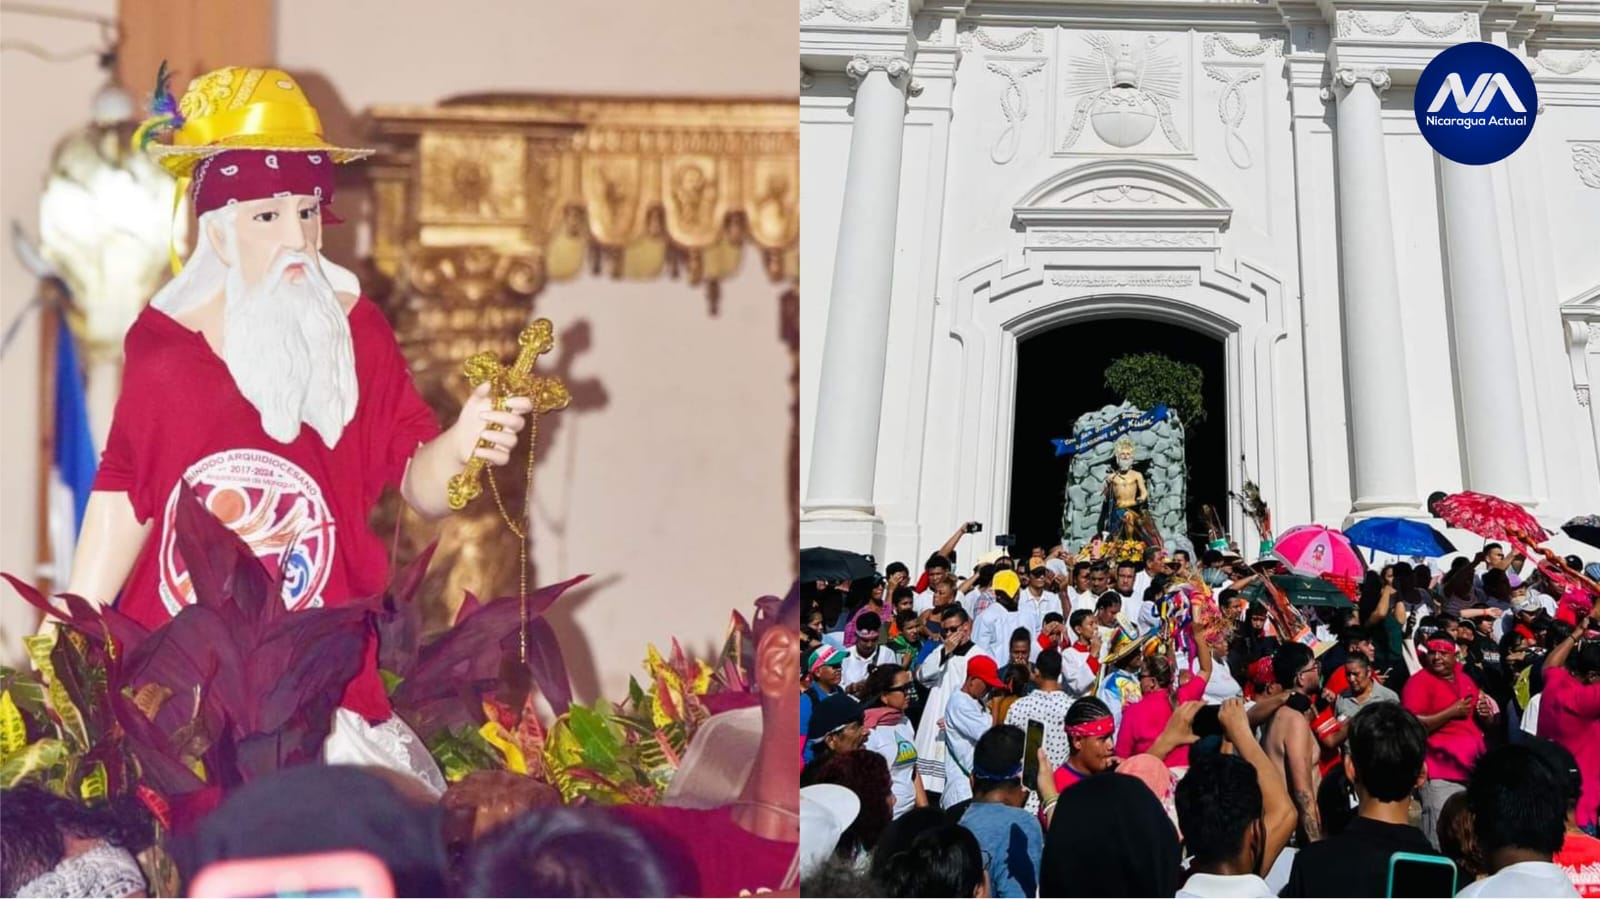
[
  {"xmin": 1455, "ymin": 743, "xmax": 1580, "ymax": 897},
  {"xmin": 1017, "ymin": 566, "xmax": 1062, "ymax": 656},
  {"xmin": 975, "ymin": 571, "xmax": 1028, "ymax": 664},
  {"xmin": 941, "ymin": 654, "xmax": 1008, "ymax": 810},
  {"xmin": 1132, "ymin": 548, "xmax": 1164, "ymax": 602},
  {"xmin": 840, "ymin": 611, "xmax": 897, "ymax": 692},
  {"xmin": 913, "ymin": 605, "xmax": 991, "ymax": 799},
  {"xmin": 1064, "ymin": 561, "xmax": 1097, "ymax": 615}
]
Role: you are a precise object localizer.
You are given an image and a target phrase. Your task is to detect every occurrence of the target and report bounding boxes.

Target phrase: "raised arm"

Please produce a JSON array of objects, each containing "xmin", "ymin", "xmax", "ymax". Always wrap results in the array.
[
  {"xmin": 1219, "ymin": 699, "xmax": 1295, "ymax": 875},
  {"xmin": 936, "ymin": 522, "xmax": 974, "ymax": 562}
]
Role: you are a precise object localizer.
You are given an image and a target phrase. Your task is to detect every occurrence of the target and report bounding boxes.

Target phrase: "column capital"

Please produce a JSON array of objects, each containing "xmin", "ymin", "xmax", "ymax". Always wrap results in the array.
[
  {"xmin": 847, "ymin": 54, "xmax": 913, "ymax": 84},
  {"xmin": 1320, "ymin": 65, "xmax": 1392, "ymax": 101}
]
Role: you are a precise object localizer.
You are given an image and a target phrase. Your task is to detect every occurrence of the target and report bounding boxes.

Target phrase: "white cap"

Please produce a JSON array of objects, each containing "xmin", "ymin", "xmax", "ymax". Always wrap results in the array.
[
  {"xmin": 978, "ymin": 549, "xmax": 1007, "ymax": 566},
  {"xmin": 799, "ymin": 783, "xmax": 860, "ymax": 876}
]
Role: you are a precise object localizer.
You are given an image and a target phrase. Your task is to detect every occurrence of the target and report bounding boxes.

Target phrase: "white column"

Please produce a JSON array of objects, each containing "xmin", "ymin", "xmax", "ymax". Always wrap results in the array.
[
  {"xmin": 1437, "ymin": 159, "xmax": 1534, "ymax": 502},
  {"xmin": 803, "ymin": 55, "xmax": 910, "ymax": 517},
  {"xmin": 1327, "ymin": 66, "xmax": 1419, "ymax": 512}
]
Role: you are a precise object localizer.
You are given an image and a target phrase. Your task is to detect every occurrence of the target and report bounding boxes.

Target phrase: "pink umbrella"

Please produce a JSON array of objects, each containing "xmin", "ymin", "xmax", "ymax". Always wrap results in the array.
[{"xmin": 1272, "ymin": 524, "xmax": 1366, "ymax": 580}]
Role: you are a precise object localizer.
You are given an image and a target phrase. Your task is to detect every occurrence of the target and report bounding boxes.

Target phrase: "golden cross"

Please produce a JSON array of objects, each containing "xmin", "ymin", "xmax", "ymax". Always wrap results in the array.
[{"xmin": 446, "ymin": 319, "xmax": 570, "ymax": 511}]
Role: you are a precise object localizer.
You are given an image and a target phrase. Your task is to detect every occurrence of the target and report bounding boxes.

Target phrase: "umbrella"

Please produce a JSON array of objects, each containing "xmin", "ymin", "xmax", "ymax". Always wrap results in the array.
[
  {"xmin": 1242, "ymin": 575, "xmax": 1356, "ymax": 610},
  {"xmin": 799, "ymin": 547, "xmax": 877, "ymax": 583},
  {"xmin": 1272, "ymin": 524, "xmax": 1366, "ymax": 580},
  {"xmin": 1562, "ymin": 515, "xmax": 1600, "ymax": 551},
  {"xmin": 1431, "ymin": 491, "xmax": 1549, "ymax": 544},
  {"xmin": 1344, "ymin": 517, "xmax": 1456, "ymax": 558}
]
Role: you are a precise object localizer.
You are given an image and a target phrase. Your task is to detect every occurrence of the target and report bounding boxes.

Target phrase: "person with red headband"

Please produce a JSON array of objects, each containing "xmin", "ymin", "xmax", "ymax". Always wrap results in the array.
[
  {"xmin": 40, "ymin": 66, "xmax": 550, "ymax": 793},
  {"xmin": 1403, "ymin": 621, "xmax": 1496, "ymax": 850}
]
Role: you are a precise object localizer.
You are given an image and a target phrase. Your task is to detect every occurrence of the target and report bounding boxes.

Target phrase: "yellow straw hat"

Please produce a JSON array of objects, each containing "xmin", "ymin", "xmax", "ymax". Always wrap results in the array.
[{"xmin": 136, "ymin": 63, "xmax": 372, "ymax": 177}]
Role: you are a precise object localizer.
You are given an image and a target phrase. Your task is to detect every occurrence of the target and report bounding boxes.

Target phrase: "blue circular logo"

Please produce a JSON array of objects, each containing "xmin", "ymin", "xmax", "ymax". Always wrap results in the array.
[{"xmin": 1415, "ymin": 42, "xmax": 1537, "ymax": 165}]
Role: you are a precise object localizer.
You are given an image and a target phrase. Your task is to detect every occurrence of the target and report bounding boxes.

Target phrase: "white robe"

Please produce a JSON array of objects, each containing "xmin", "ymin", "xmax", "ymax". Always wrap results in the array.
[{"xmin": 913, "ymin": 644, "xmax": 992, "ymax": 794}]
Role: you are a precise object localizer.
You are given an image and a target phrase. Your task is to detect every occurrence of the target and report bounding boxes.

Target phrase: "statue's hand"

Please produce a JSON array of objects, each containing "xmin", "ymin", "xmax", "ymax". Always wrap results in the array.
[{"xmin": 449, "ymin": 383, "xmax": 534, "ymax": 468}]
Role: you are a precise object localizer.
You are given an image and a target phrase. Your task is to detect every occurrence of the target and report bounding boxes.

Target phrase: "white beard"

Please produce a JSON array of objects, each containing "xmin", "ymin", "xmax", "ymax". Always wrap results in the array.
[
  {"xmin": 1116, "ymin": 455, "xmax": 1133, "ymax": 472},
  {"xmin": 223, "ymin": 252, "xmax": 358, "ymax": 447}
]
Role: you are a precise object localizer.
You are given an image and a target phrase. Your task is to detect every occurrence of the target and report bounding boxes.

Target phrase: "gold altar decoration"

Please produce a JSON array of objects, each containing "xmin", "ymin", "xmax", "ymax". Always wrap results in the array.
[{"xmin": 362, "ymin": 95, "xmax": 797, "ymax": 629}]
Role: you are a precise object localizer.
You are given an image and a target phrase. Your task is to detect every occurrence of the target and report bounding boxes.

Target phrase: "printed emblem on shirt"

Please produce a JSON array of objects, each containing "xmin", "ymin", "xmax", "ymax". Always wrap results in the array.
[
  {"xmin": 894, "ymin": 739, "xmax": 918, "ymax": 766},
  {"xmin": 157, "ymin": 449, "xmax": 337, "ymax": 616}
]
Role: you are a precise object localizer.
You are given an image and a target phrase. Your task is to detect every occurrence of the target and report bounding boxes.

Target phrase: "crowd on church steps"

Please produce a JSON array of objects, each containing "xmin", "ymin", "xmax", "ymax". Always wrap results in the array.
[{"xmin": 800, "ymin": 525, "xmax": 1600, "ymax": 898}]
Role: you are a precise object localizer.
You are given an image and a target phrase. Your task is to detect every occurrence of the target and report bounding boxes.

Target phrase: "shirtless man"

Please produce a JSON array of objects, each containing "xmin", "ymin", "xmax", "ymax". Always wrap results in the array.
[
  {"xmin": 1262, "ymin": 643, "xmax": 1325, "ymax": 843},
  {"xmin": 1099, "ymin": 437, "xmax": 1149, "ymax": 537}
]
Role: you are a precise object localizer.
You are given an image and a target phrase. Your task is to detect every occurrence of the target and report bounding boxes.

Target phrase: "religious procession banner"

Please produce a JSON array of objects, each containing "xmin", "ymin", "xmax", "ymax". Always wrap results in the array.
[{"xmin": 1052, "ymin": 404, "xmax": 1170, "ymax": 457}]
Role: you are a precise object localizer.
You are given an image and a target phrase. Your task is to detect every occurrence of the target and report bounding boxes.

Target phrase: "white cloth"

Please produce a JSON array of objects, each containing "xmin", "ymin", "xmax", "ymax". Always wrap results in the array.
[
  {"xmin": 913, "ymin": 589, "xmax": 935, "ymax": 614},
  {"xmin": 1062, "ymin": 645, "xmax": 1099, "ymax": 696},
  {"xmin": 1003, "ymin": 688, "xmax": 1073, "ymax": 812},
  {"xmin": 1265, "ymin": 847, "xmax": 1296, "ymax": 896},
  {"xmin": 1202, "ymin": 658, "xmax": 1243, "ymax": 703},
  {"xmin": 975, "ymin": 603, "xmax": 1029, "ymax": 663},
  {"xmin": 913, "ymin": 646, "xmax": 992, "ymax": 794},
  {"xmin": 841, "ymin": 645, "xmax": 896, "ymax": 690},
  {"xmin": 1137, "ymin": 599, "xmax": 1163, "ymax": 632},
  {"xmin": 1177, "ymin": 872, "xmax": 1275, "ymax": 898},
  {"xmin": 1456, "ymin": 861, "xmax": 1579, "ymax": 897},
  {"xmin": 1017, "ymin": 591, "xmax": 1062, "ymax": 649},
  {"xmin": 941, "ymin": 689, "xmax": 989, "ymax": 809},
  {"xmin": 16, "ymin": 844, "xmax": 146, "ymax": 899},
  {"xmin": 1133, "ymin": 571, "xmax": 1153, "ymax": 601},
  {"xmin": 323, "ymin": 708, "xmax": 447, "ymax": 796},
  {"xmin": 1521, "ymin": 691, "xmax": 1542, "ymax": 736},
  {"xmin": 1066, "ymin": 588, "xmax": 1098, "ymax": 616},
  {"xmin": 865, "ymin": 716, "xmax": 920, "ymax": 819}
]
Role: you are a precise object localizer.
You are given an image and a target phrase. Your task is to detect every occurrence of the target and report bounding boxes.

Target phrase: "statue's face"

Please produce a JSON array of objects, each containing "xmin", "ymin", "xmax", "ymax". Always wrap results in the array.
[
  {"xmin": 1116, "ymin": 448, "xmax": 1134, "ymax": 471},
  {"xmin": 217, "ymin": 194, "xmax": 324, "ymax": 288}
]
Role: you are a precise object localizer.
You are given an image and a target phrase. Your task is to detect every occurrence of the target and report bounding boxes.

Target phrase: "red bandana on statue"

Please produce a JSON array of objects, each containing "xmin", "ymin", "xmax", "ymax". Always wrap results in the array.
[{"xmin": 189, "ymin": 148, "xmax": 342, "ymax": 222}]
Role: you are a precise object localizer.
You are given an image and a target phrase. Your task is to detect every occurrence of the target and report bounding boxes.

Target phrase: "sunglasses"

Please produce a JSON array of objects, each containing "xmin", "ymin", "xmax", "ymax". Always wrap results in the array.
[{"xmin": 882, "ymin": 682, "xmax": 914, "ymax": 694}]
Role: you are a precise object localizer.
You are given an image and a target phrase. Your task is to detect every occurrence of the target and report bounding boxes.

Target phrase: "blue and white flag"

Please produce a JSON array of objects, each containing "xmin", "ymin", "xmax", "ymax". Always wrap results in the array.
[
  {"xmin": 1051, "ymin": 404, "xmax": 1170, "ymax": 457},
  {"xmin": 47, "ymin": 307, "xmax": 97, "ymax": 587}
]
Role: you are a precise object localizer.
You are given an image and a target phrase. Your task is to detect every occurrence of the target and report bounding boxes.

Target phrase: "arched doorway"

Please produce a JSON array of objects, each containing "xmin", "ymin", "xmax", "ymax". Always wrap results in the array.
[{"xmin": 1008, "ymin": 316, "xmax": 1227, "ymax": 554}]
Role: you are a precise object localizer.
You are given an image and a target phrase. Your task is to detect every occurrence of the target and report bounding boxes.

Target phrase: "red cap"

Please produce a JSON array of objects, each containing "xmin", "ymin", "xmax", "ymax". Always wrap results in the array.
[{"xmin": 966, "ymin": 655, "xmax": 1008, "ymax": 690}]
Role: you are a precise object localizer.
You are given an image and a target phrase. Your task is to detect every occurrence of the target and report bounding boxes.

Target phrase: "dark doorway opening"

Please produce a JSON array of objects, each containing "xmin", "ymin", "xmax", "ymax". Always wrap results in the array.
[{"xmin": 1007, "ymin": 317, "xmax": 1228, "ymax": 555}]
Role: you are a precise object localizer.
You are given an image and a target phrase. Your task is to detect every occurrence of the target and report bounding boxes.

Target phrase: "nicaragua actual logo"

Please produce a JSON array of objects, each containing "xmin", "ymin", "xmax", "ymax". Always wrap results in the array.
[{"xmin": 1414, "ymin": 41, "xmax": 1537, "ymax": 165}]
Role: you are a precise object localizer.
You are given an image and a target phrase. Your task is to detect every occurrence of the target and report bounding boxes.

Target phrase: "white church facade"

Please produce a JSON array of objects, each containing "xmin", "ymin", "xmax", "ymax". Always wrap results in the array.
[{"xmin": 800, "ymin": 0, "xmax": 1600, "ymax": 564}]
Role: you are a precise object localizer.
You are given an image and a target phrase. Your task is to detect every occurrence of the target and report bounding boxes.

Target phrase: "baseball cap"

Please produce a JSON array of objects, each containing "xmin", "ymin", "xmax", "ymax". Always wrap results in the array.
[
  {"xmin": 966, "ymin": 655, "xmax": 1008, "ymax": 690},
  {"xmin": 799, "ymin": 784, "xmax": 860, "ymax": 877},
  {"xmin": 993, "ymin": 570, "xmax": 1021, "ymax": 599},
  {"xmin": 806, "ymin": 693, "xmax": 864, "ymax": 741},
  {"xmin": 806, "ymin": 645, "xmax": 847, "ymax": 677}
]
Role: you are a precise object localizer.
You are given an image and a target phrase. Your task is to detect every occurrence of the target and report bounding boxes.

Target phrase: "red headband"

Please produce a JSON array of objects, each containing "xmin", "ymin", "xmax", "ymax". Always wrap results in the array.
[
  {"xmin": 1425, "ymin": 639, "xmax": 1458, "ymax": 655},
  {"xmin": 191, "ymin": 149, "xmax": 340, "ymax": 222},
  {"xmin": 1066, "ymin": 716, "xmax": 1114, "ymax": 739}
]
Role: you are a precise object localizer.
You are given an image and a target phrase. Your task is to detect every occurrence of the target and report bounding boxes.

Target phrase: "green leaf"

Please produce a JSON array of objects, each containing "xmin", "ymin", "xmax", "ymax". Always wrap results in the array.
[
  {"xmin": 0, "ymin": 738, "xmax": 68, "ymax": 787},
  {"xmin": 79, "ymin": 760, "xmax": 108, "ymax": 802},
  {"xmin": 566, "ymin": 704, "xmax": 618, "ymax": 769},
  {"xmin": 23, "ymin": 633, "xmax": 57, "ymax": 681},
  {"xmin": 48, "ymin": 676, "xmax": 89, "ymax": 749},
  {"xmin": 0, "ymin": 666, "xmax": 46, "ymax": 720},
  {"xmin": 378, "ymin": 669, "xmax": 404, "ymax": 696},
  {"xmin": 627, "ymin": 676, "xmax": 647, "ymax": 710},
  {"xmin": 0, "ymin": 691, "xmax": 25, "ymax": 759},
  {"xmin": 1103, "ymin": 353, "xmax": 1206, "ymax": 430}
]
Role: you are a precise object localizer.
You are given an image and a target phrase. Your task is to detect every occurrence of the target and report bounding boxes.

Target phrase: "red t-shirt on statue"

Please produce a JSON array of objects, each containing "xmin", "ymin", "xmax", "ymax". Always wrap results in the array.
[{"xmin": 92, "ymin": 297, "xmax": 441, "ymax": 721}]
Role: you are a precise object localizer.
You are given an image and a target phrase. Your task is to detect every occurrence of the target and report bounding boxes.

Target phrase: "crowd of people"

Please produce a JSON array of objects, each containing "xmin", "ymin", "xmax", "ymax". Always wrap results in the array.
[{"xmin": 800, "ymin": 526, "xmax": 1600, "ymax": 897}]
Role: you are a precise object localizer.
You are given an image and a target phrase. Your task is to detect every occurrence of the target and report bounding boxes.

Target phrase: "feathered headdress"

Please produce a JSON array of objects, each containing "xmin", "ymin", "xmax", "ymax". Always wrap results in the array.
[{"xmin": 130, "ymin": 60, "xmax": 185, "ymax": 152}]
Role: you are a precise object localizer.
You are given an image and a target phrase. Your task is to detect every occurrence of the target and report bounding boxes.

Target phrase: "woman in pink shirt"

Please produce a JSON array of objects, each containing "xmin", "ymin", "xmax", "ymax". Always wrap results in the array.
[
  {"xmin": 1536, "ymin": 604, "xmax": 1600, "ymax": 833},
  {"xmin": 1113, "ymin": 623, "xmax": 1212, "ymax": 767}
]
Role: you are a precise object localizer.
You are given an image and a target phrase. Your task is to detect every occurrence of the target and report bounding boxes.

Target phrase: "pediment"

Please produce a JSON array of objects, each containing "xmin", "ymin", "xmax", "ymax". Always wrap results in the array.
[{"xmin": 1013, "ymin": 159, "xmax": 1233, "ymax": 232}]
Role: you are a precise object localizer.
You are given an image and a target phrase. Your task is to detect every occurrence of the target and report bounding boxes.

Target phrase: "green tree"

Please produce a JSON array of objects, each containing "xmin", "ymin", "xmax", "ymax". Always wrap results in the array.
[{"xmin": 1103, "ymin": 353, "xmax": 1205, "ymax": 430}]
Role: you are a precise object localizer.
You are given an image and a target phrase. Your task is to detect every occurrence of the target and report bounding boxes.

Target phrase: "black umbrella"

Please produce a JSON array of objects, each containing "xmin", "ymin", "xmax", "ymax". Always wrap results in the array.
[
  {"xmin": 1562, "ymin": 515, "xmax": 1600, "ymax": 551},
  {"xmin": 799, "ymin": 546, "xmax": 877, "ymax": 583}
]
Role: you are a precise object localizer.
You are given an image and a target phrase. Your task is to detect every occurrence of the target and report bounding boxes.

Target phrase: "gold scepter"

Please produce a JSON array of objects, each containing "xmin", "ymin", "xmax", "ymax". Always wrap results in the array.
[{"xmin": 445, "ymin": 319, "xmax": 571, "ymax": 662}]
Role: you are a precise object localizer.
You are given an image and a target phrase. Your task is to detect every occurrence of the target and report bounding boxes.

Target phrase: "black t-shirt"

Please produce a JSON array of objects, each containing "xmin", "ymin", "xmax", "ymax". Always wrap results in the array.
[{"xmin": 1280, "ymin": 816, "xmax": 1444, "ymax": 898}]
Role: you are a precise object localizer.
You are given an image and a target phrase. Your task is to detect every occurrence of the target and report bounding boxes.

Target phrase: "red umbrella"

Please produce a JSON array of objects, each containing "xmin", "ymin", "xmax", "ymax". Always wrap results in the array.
[{"xmin": 1431, "ymin": 491, "xmax": 1548, "ymax": 544}]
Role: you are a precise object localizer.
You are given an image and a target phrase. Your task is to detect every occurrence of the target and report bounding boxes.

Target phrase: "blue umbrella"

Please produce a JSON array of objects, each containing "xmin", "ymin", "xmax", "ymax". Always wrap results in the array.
[{"xmin": 1344, "ymin": 517, "xmax": 1456, "ymax": 558}]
